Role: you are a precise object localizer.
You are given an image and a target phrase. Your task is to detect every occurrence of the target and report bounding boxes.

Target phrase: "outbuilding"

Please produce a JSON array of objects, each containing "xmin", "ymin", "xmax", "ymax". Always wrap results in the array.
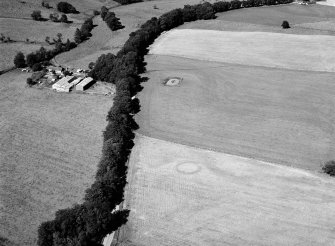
[{"xmin": 76, "ymin": 77, "xmax": 94, "ymax": 91}]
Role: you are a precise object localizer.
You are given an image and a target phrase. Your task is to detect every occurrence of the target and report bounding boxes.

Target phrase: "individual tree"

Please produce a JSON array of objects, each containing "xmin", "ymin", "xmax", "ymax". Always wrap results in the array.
[
  {"xmin": 31, "ymin": 10, "xmax": 42, "ymax": 21},
  {"xmin": 14, "ymin": 52, "xmax": 26, "ymax": 68},
  {"xmin": 26, "ymin": 53, "xmax": 37, "ymax": 67},
  {"xmin": 57, "ymin": 2, "xmax": 78, "ymax": 14},
  {"xmin": 281, "ymin": 20, "xmax": 290, "ymax": 29},
  {"xmin": 323, "ymin": 160, "xmax": 335, "ymax": 176},
  {"xmin": 32, "ymin": 63, "xmax": 43, "ymax": 71},
  {"xmin": 56, "ymin": 33, "xmax": 62, "ymax": 43},
  {"xmin": 74, "ymin": 28, "xmax": 83, "ymax": 44},
  {"xmin": 100, "ymin": 6, "xmax": 108, "ymax": 20},
  {"xmin": 60, "ymin": 14, "xmax": 68, "ymax": 23},
  {"xmin": 49, "ymin": 13, "xmax": 59, "ymax": 22},
  {"xmin": 88, "ymin": 62, "xmax": 95, "ymax": 70},
  {"xmin": 45, "ymin": 36, "xmax": 50, "ymax": 44}
]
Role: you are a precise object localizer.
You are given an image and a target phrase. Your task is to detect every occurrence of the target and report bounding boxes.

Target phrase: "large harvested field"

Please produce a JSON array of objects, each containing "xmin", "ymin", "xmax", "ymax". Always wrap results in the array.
[
  {"xmin": 0, "ymin": 71, "xmax": 112, "ymax": 245},
  {"xmin": 123, "ymin": 4, "xmax": 335, "ymax": 245},
  {"xmin": 119, "ymin": 135, "xmax": 335, "ymax": 246},
  {"xmin": 149, "ymin": 29, "xmax": 335, "ymax": 72},
  {"xmin": 136, "ymin": 55, "xmax": 335, "ymax": 171}
]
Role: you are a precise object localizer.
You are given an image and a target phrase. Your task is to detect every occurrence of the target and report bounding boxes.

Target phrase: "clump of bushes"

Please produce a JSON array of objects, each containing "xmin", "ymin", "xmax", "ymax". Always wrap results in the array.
[
  {"xmin": 322, "ymin": 160, "xmax": 335, "ymax": 176},
  {"xmin": 57, "ymin": 1, "xmax": 78, "ymax": 14},
  {"xmin": 31, "ymin": 10, "xmax": 42, "ymax": 21},
  {"xmin": 281, "ymin": 20, "xmax": 290, "ymax": 29},
  {"xmin": 41, "ymin": 0, "xmax": 51, "ymax": 9},
  {"xmin": 74, "ymin": 18, "xmax": 94, "ymax": 44},
  {"xmin": 100, "ymin": 7, "xmax": 124, "ymax": 31},
  {"xmin": 14, "ymin": 52, "xmax": 26, "ymax": 68}
]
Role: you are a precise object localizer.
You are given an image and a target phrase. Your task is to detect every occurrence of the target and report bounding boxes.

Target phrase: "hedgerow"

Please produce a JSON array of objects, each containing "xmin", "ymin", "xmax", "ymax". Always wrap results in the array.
[{"xmin": 38, "ymin": 0, "xmax": 294, "ymax": 245}]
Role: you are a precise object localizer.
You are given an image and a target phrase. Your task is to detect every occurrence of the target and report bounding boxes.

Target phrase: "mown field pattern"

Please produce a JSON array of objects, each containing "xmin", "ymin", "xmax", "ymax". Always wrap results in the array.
[
  {"xmin": 149, "ymin": 29, "xmax": 335, "ymax": 72},
  {"xmin": 0, "ymin": 72, "xmax": 112, "ymax": 245},
  {"xmin": 119, "ymin": 135, "xmax": 335, "ymax": 246},
  {"xmin": 136, "ymin": 55, "xmax": 335, "ymax": 171}
]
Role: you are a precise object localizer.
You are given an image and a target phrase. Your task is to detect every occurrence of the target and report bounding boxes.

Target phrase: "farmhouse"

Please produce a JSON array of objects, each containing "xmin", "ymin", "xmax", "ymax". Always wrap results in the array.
[{"xmin": 76, "ymin": 77, "xmax": 94, "ymax": 91}]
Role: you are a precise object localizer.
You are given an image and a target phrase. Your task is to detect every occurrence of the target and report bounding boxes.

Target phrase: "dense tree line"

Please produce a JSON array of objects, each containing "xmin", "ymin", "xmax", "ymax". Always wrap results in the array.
[
  {"xmin": 37, "ymin": 0, "xmax": 294, "ymax": 245},
  {"xmin": 100, "ymin": 7, "xmax": 124, "ymax": 31},
  {"xmin": 114, "ymin": 0, "xmax": 142, "ymax": 5}
]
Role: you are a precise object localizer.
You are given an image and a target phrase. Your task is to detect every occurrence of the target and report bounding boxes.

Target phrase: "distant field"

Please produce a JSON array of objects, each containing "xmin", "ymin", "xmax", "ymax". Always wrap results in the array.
[
  {"xmin": 0, "ymin": 0, "xmax": 117, "ymax": 19},
  {"xmin": 119, "ymin": 135, "xmax": 335, "ymax": 246},
  {"xmin": 0, "ymin": 43, "xmax": 50, "ymax": 71},
  {"xmin": 56, "ymin": 0, "xmax": 219, "ymax": 69},
  {"xmin": 149, "ymin": 29, "xmax": 335, "ymax": 72},
  {"xmin": 0, "ymin": 18, "xmax": 78, "ymax": 43},
  {"xmin": 179, "ymin": 19, "xmax": 335, "ymax": 36},
  {"xmin": 217, "ymin": 4, "xmax": 335, "ymax": 26},
  {"xmin": 136, "ymin": 55, "xmax": 335, "ymax": 171},
  {"xmin": 0, "ymin": 71, "xmax": 112, "ymax": 246}
]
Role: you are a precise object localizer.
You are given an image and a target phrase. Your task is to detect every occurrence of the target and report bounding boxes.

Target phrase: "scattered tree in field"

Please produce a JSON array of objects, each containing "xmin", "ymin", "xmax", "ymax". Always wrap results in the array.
[
  {"xmin": 49, "ymin": 12, "xmax": 59, "ymax": 22},
  {"xmin": 323, "ymin": 160, "xmax": 335, "ymax": 176},
  {"xmin": 74, "ymin": 28, "xmax": 83, "ymax": 44},
  {"xmin": 45, "ymin": 36, "xmax": 50, "ymax": 44},
  {"xmin": 88, "ymin": 62, "xmax": 95, "ymax": 70},
  {"xmin": 41, "ymin": 0, "xmax": 51, "ymax": 9},
  {"xmin": 93, "ymin": 10, "xmax": 100, "ymax": 16},
  {"xmin": 26, "ymin": 38, "xmax": 30, "ymax": 43},
  {"xmin": 27, "ymin": 77, "xmax": 36, "ymax": 86},
  {"xmin": 56, "ymin": 33, "xmax": 62, "ymax": 43},
  {"xmin": 104, "ymin": 12, "xmax": 124, "ymax": 31},
  {"xmin": 57, "ymin": 2, "xmax": 78, "ymax": 14},
  {"xmin": 101, "ymin": 6, "xmax": 108, "ymax": 20},
  {"xmin": 14, "ymin": 52, "xmax": 26, "ymax": 68},
  {"xmin": 281, "ymin": 20, "xmax": 290, "ymax": 29},
  {"xmin": 60, "ymin": 14, "xmax": 68, "ymax": 23},
  {"xmin": 31, "ymin": 10, "xmax": 42, "ymax": 21}
]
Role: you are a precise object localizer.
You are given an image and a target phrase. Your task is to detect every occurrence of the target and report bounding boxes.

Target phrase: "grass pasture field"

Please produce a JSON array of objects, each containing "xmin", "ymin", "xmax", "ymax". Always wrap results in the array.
[
  {"xmin": 0, "ymin": 18, "xmax": 78, "ymax": 43},
  {"xmin": 0, "ymin": 43, "xmax": 50, "ymax": 72},
  {"xmin": 149, "ymin": 29, "xmax": 335, "ymax": 72},
  {"xmin": 0, "ymin": 71, "xmax": 112, "ymax": 245},
  {"xmin": 118, "ymin": 135, "xmax": 335, "ymax": 246}
]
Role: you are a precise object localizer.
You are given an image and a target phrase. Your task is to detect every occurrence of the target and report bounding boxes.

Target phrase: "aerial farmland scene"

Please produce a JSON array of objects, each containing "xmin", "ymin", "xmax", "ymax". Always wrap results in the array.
[{"xmin": 1, "ymin": 0, "xmax": 335, "ymax": 246}]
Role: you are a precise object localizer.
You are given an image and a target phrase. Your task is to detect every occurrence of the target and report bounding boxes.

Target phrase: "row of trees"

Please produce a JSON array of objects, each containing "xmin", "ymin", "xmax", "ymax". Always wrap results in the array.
[
  {"xmin": 100, "ymin": 6, "xmax": 124, "ymax": 31},
  {"xmin": 74, "ymin": 18, "xmax": 95, "ymax": 44},
  {"xmin": 114, "ymin": 0, "xmax": 142, "ymax": 5},
  {"xmin": 31, "ymin": 10, "xmax": 68, "ymax": 22},
  {"xmin": 37, "ymin": 0, "xmax": 294, "ymax": 245}
]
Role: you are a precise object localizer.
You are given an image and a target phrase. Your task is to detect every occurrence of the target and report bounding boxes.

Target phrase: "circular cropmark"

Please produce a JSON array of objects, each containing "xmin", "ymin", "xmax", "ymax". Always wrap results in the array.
[{"xmin": 176, "ymin": 161, "xmax": 201, "ymax": 174}]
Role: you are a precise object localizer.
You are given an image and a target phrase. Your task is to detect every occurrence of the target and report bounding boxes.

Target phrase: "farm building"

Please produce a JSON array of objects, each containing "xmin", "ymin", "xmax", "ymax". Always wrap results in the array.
[
  {"xmin": 52, "ymin": 76, "xmax": 76, "ymax": 92},
  {"xmin": 76, "ymin": 77, "xmax": 95, "ymax": 91}
]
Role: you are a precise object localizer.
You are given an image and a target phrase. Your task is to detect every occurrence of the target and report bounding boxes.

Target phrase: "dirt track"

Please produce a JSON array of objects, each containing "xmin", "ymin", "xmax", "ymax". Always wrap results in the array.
[
  {"xmin": 120, "ymin": 135, "xmax": 335, "ymax": 246},
  {"xmin": 136, "ymin": 55, "xmax": 335, "ymax": 171}
]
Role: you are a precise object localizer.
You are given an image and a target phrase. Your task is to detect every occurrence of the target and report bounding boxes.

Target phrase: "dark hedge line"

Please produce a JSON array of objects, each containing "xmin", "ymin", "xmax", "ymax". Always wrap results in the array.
[
  {"xmin": 114, "ymin": 0, "xmax": 143, "ymax": 5},
  {"xmin": 38, "ymin": 0, "xmax": 293, "ymax": 245}
]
